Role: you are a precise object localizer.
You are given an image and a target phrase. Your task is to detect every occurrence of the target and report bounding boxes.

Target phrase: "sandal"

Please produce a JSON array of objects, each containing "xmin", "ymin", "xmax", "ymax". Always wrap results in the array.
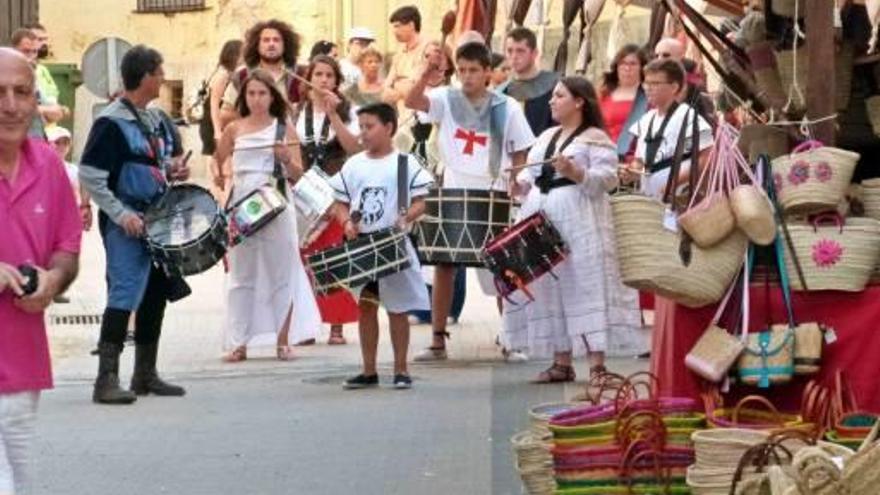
[
  {"xmin": 328, "ymin": 332, "xmax": 347, "ymax": 345},
  {"xmin": 534, "ymin": 363, "xmax": 576, "ymax": 384},
  {"xmin": 223, "ymin": 346, "xmax": 247, "ymax": 363},
  {"xmin": 276, "ymin": 345, "xmax": 294, "ymax": 361}
]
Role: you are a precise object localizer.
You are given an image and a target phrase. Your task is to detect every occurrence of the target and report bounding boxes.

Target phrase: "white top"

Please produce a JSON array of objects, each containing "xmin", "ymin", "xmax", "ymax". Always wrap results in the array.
[
  {"xmin": 294, "ymin": 105, "xmax": 360, "ymax": 145},
  {"xmin": 328, "ymin": 151, "xmax": 434, "ymax": 233},
  {"xmin": 627, "ymin": 103, "xmax": 713, "ymax": 198},
  {"xmin": 339, "ymin": 58, "xmax": 362, "ymax": 90},
  {"xmin": 422, "ymin": 87, "xmax": 535, "ymax": 190}
]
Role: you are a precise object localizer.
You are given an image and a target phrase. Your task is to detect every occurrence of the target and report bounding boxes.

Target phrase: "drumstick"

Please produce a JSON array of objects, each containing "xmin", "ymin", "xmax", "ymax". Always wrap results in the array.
[
  {"xmin": 617, "ymin": 165, "xmax": 650, "ymax": 176},
  {"xmin": 503, "ymin": 157, "xmax": 558, "ymax": 174},
  {"xmin": 232, "ymin": 141, "xmax": 301, "ymax": 152}
]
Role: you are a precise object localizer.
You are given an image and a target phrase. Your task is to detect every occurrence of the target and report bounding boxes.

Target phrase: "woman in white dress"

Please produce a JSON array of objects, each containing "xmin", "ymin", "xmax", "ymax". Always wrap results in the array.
[
  {"xmin": 505, "ymin": 77, "xmax": 641, "ymax": 383},
  {"xmin": 214, "ymin": 70, "xmax": 321, "ymax": 362}
]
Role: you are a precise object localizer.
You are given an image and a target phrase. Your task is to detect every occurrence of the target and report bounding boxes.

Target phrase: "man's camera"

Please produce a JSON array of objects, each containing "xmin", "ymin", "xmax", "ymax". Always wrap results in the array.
[{"xmin": 18, "ymin": 265, "xmax": 38, "ymax": 296}]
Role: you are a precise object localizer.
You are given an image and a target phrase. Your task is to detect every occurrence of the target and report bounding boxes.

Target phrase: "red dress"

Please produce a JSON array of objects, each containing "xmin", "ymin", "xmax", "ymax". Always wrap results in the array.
[
  {"xmin": 598, "ymin": 95, "xmax": 635, "ymax": 144},
  {"xmin": 301, "ymin": 220, "xmax": 359, "ymax": 324}
]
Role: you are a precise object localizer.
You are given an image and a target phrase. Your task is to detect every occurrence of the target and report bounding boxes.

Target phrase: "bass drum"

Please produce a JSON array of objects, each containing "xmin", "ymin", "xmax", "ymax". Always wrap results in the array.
[
  {"xmin": 144, "ymin": 184, "xmax": 228, "ymax": 277},
  {"xmin": 412, "ymin": 188, "xmax": 513, "ymax": 267}
]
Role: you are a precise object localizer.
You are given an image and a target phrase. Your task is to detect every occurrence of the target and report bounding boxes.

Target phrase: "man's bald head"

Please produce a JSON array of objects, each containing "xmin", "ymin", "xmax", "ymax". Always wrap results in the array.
[
  {"xmin": 0, "ymin": 47, "xmax": 37, "ymax": 148},
  {"xmin": 654, "ymin": 38, "xmax": 685, "ymax": 61},
  {"xmin": 0, "ymin": 47, "xmax": 35, "ymax": 81}
]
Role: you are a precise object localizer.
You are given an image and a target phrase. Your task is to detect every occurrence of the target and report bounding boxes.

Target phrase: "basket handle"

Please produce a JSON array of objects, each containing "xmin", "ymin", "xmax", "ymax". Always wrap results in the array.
[
  {"xmin": 809, "ymin": 212, "xmax": 845, "ymax": 233},
  {"xmin": 792, "ymin": 139, "xmax": 825, "ymax": 154},
  {"xmin": 619, "ymin": 440, "xmax": 671, "ymax": 494},
  {"xmin": 732, "ymin": 395, "xmax": 785, "ymax": 425}
]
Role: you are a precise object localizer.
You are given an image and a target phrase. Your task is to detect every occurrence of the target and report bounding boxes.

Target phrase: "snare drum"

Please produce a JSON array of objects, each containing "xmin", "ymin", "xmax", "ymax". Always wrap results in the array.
[
  {"xmin": 144, "ymin": 184, "xmax": 228, "ymax": 277},
  {"xmin": 481, "ymin": 211, "xmax": 568, "ymax": 298},
  {"xmin": 412, "ymin": 188, "xmax": 513, "ymax": 266},
  {"xmin": 306, "ymin": 228, "xmax": 411, "ymax": 295},
  {"xmin": 292, "ymin": 168, "xmax": 335, "ymax": 244},
  {"xmin": 227, "ymin": 184, "xmax": 287, "ymax": 244}
]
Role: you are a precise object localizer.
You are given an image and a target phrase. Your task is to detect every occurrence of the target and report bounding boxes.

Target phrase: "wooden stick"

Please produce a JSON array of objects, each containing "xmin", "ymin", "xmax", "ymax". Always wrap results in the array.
[
  {"xmin": 290, "ymin": 71, "xmax": 319, "ymax": 92},
  {"xmin": 232, "ymin": 141, "xmax": 301, "ymax": 153},
  {"xmin": 503, "ymin": 157, "xmax": 557, "ymax": 174}
]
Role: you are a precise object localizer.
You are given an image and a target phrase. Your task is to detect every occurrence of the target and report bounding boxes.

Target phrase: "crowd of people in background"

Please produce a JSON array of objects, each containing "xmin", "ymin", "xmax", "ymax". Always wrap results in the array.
[{"xmin": 0, "ymin": 6, "xmax": 727, "ymax": 491}]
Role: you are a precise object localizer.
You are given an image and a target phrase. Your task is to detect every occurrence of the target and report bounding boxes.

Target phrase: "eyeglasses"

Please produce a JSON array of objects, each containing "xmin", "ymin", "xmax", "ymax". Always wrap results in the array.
[
  {"xmin": 655, "ymin": 52, "xmax": 673, "ymax": 59},
  {"xmin": 643, "ymin": 80, "xmax": 673, "ymax": 88}
]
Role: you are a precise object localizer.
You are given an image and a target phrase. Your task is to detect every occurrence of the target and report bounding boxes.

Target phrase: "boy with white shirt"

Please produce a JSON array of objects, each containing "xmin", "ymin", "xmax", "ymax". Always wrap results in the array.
[
  {"xmin": 330, "ymin": 103, "xmax": 433, "ymax": 390},
  {"xmin": 404, "ymin": 41, "xmax": 535, "ymax": 361}
]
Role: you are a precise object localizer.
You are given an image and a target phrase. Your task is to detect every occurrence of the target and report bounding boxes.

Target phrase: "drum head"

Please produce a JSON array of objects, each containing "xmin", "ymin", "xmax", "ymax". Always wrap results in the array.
[{"xmin": 145, "ymin": 184, "xmax": 220, "ymax": 247}]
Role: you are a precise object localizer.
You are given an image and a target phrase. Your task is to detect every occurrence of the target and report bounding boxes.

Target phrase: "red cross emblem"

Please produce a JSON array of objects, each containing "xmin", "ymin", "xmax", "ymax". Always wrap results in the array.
[{"xmin": 454, "ymin": 128, "xmax": 488, "ymax": 155}]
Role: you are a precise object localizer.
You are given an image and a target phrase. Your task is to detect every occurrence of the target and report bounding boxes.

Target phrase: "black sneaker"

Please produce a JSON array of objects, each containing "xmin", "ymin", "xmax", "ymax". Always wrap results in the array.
[
  {"xmin": 343, "ymin": 374, "xmax": 379, "ymax": 390},
  {"xmin": 392, "ymin": 374, "xmax": 412, "ymax": 390}
]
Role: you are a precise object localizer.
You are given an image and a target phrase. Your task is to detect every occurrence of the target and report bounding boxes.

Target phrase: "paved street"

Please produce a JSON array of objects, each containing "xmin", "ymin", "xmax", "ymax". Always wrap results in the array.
[{"xmin": 36, "ymin": 198, "xmax": 648, "ymax": 495}]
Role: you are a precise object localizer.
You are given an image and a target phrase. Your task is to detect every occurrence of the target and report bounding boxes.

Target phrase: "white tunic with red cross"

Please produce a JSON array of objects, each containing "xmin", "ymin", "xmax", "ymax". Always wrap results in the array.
[{"xmin": 422, "ymin": 86, "xmax": 535, "ymax": 191}]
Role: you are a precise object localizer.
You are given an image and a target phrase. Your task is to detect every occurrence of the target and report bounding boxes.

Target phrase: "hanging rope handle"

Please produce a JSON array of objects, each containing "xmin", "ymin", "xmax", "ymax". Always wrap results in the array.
[{"xmin": 791, "ymin": 139, "xmax": 825, "ymax": 154}]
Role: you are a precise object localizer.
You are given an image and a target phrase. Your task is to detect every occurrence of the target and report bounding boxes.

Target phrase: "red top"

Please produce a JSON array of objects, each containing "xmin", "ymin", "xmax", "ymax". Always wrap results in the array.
[
  {"xmin": 599, "ymin": 95, "xmax": 635, "ymax": 144},
  {"xmin": 0, "ymin": 139, "xmax": 82, "ymax": 393}
]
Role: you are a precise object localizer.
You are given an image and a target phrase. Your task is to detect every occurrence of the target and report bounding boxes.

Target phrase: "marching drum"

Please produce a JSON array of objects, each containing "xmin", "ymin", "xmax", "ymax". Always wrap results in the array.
[
  {"xmin": 306, "ymin": 228, "xmax": 411, "ymax": 295},
  {"xmin": 144, "ymin": 184, "xmax": 228, "ymax": 277},
  {"xmin": 481, "ymin": 212, "xmax": 568, "ymax": 298},
  {"xmin": 413, "ymin": 188, "xmax": 513, "ymax": 266},
  {"xmin": 292, "ymin": 168, "xmax": 335, "ymax": 244},
  {"xmin": 227, "ymin": 184, "xmax": 287, "ymax": 245}
]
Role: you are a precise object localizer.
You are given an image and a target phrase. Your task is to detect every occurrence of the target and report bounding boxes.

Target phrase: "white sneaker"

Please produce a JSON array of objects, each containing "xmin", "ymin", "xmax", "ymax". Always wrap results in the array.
[
  {"xmin": 413, "ymin": 347, "xmax": 448, "ymax": 362},
  {"xmin": 504, "ymin": 349, "xmax": 529, "ymax": 363}
]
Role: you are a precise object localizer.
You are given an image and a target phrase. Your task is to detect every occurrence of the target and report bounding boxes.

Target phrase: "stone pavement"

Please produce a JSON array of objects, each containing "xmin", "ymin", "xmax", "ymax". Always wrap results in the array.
[{"xmin": 35, "ymin": 203, "xmax": 649, "ymax": 495}]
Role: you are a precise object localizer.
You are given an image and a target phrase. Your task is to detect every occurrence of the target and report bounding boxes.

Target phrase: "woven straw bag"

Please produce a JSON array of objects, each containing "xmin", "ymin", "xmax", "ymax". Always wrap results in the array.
[
  {"xmin": 739, "ymin": 125, "xmax": 789, "ymax": 165},
  {"xmin": 771, "ymin": 140, "xmax": 859, "ymax": 215},
  {"xmin": 678, "ymin": 126, "xmax": 739, "ymax": 248},
  {"xmin": 781, "ymin": 214, "xmax": 880, "ymax": 292},
  {"xmin": 784, "ymin": 322, "xmax": 823, "ymax": 375},
  {"xmin": 686, "ymin": 250, "xmax": 749, "ymax": 382},
  {"xmin": 866, "ymin": 96, "xmax": 880, "ymax": 137},
  {"xmin": 611, "ymin": 194, "xmax": 748, "ymax": 307},
  {"xmin": 738, "ymin": 326, "xmax": 795, "ymax": 387},
  {"xmin": 863, "ymin": 178, "xmax": 880, "ymax": 221},
  {"xmin": 511, "ymin": 430, "xmax": 555, "ymax": 495},
  {"xmin": 841, "ymin": 420, "xmax": 880, "ymax": 494},
  {"xmin": 771, "ymin": 0, "xmax": 804, "ymax": 17},
  {"xmin": 730, "ymin": 147, "xmax": 777, "ymax": 246},
  {"xmin": 748, "ymin": 42, "xmax": 787, "ymax": 111},
  {"xmin": 776, "ymin": 48, "xmax": 808, "ymax": 110}
]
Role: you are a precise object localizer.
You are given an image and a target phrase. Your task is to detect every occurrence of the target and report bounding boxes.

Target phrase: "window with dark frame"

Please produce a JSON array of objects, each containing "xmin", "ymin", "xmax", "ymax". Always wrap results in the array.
[{"xmin": 135, "ymin": 0, "xmax": 206, "ymax": 13}]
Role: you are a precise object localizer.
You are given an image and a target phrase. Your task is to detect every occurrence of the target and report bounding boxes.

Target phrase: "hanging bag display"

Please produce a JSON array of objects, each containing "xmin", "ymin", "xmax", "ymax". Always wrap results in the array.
[{"xmin": 611, "ymin": 114, "xmax": 747, "ymax": 308}]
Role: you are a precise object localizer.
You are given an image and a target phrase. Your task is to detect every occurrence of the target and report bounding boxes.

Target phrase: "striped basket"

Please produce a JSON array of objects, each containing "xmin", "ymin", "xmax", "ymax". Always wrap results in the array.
[
  {"xmin": 781, "ymin": 215, "xmax": 880, "ymax": 292},
  {"xmin": 611, "ymin": 194, "xmax": 747, "ymax": 308}
]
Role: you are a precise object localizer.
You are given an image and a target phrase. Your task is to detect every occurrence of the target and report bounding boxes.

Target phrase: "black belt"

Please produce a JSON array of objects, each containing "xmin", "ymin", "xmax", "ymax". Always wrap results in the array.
[{"xmin": 537, "ymin": 177, "xmax": 576, "ymax": 194}]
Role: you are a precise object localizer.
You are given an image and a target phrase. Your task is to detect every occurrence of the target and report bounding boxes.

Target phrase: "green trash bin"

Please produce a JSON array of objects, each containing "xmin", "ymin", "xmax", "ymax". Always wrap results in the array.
[{"xmin": 45, "ymin": 63, "xmax": 83, "ymax": 136}]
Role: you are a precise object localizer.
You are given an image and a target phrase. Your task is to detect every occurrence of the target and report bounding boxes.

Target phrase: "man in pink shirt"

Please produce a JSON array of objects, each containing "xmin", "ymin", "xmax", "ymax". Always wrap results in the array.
[{"xmin": 0, "ymin": 48, "xmax": 82, "ymax": 494}]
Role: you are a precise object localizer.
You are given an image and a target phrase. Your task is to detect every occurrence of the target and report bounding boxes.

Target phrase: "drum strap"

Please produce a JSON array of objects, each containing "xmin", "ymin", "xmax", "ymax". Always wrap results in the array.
[
  {"xmin": 536, "ymin": 123, "xmax": 588, "ymax": 194},
  {"xmin": 304, "ymin": 103, "xmax": 332, "ymax": 172},
  {"xmin": 397, "ymin": 154, "xmax": 408, "ymax": 216},
  {"xmin": 120, "ymin": 98, "xmax": 163, "ymax": 168},
  {"xmin": 273, "ymin": 118, "xmax": 288, "ymax": 198}
]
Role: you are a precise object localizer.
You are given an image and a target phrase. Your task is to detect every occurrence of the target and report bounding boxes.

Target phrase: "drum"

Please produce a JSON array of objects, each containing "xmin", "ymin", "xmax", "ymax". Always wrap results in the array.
[
  {"xmin": 144, "ymin": 184, "xmax": 228, "ymax": 277},
  {"xmin": 292, "ymin": 168, "xmax": 335, "ymax": 244},
  {"xmin": 413, "ymin": 188, "xmax": 513, "ymax": 266},
  {"xmin": 307, "ymin": 228, "xmax": 411, "ymax": 295},
  {"xmin": 227, "ymin": 184, "xmax": 287, "ymax": 244},
  {"xmin": 480, "ymin": 211, "xmax": 568, "ymax": 298}
]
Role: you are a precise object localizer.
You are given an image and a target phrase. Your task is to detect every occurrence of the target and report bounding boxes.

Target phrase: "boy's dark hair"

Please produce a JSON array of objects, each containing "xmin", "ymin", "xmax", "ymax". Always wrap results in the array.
[
  {"xmin": 505, "ymin": 26, "xmax": 537, "ymax": 51},
  {"xmin": 389, "ymin": 5, "xmax": 421, "ymax": 33},
  {"xmin": 455, "ymin": 41, "xmax": 491, "ymax": 68},
  {"xmin": 356, "ymin": 102, "xmax": 398, "ymax": 136},
  {"xmin": 120, "ymin": 45, "xmax": 164, "ymax": 91},
  {"xmin": 309, "ymin": 40, "xmax": 336, "ymax": 60},
  {"xmin": 24, "ymin": 22, "xmax": 45, "ymax": 31},
  {"xmin": 643, "ymin": 58, "xmax": 686, "ymax": 92}
]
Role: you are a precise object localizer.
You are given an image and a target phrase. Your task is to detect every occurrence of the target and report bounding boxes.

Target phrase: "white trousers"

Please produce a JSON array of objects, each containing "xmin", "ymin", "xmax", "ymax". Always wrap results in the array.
[{"xmin": 0, "ymin": 391, "xmax": 40, "ymax": 495}]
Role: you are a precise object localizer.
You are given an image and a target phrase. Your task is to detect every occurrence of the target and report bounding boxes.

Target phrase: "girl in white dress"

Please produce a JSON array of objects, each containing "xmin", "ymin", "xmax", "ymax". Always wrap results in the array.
[
  {"xmin": 214, "ymin": 70, "xmax": 321, "ymax": 362},
  {"xmin": 505, "ymin": 77, "xmax": 641, "ymax": 383}
]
